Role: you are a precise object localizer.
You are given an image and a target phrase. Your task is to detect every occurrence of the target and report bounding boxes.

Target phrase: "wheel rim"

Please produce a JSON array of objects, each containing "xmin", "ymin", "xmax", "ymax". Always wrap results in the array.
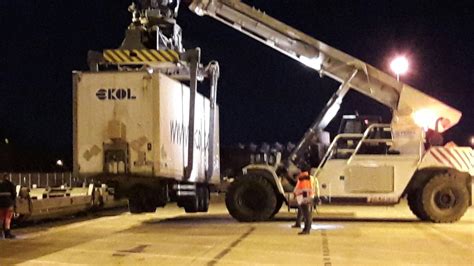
[{"xmin": 434, "ymin": 189, "xmax": 456, "ymax": 209}]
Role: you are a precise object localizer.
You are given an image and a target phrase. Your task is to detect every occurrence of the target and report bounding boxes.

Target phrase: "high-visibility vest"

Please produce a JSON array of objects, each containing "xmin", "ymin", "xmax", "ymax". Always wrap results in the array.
[{"xmin": 294, "ymin": 172, "xmax": 315, "ymax": 204}]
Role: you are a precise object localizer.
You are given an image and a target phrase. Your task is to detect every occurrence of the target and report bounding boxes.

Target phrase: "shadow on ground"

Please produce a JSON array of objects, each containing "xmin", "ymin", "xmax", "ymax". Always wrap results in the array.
[
  {"xmin": 144, "ymin": 212, "xmax": 422, "ymax": 225},
  {"xmin": 13, "ymin": 207, "xmax": 128, "ymax": 229}
]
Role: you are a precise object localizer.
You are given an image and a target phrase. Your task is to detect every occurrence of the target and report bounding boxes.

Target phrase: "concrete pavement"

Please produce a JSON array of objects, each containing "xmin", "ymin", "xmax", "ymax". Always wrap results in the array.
[{"xmin": 0, "ymin": 197, "xmax": 472, "ymax": 265}]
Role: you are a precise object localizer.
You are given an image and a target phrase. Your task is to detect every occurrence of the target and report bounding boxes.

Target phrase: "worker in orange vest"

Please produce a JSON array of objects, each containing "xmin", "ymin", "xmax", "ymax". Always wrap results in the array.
[{"xmin": 292, "ymin": 169, "xmax": 315, "ymax": 235}]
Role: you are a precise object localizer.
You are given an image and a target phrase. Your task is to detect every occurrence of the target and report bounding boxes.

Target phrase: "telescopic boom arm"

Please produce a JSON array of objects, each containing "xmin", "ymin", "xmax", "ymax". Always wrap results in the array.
[{"xmin": 188, "ymin": 0, "xmax": 461, "ymax": 169}]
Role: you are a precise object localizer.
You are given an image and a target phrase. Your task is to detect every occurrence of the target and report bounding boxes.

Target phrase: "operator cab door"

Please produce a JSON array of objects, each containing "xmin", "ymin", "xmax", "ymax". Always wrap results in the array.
[{"xmin": 316, "ymin": 125, "xmax": 420, "ymax": 204}]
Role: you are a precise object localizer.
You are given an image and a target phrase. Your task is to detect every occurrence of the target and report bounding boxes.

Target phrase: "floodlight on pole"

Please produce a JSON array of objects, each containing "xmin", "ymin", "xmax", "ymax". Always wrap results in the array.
[{"xmin": 390, "ymin": 56, "xmax": 409, "ymax": 81}]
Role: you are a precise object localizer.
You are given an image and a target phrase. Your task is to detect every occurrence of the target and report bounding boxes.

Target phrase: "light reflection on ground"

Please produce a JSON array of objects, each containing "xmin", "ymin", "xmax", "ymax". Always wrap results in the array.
[{"xmin": 284, "ymin": 223, "xmax": 343, "ymax": 230}]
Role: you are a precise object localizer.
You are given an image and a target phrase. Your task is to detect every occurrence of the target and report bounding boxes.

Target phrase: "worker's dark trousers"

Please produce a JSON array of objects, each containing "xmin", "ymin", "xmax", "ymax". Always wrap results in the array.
[
  {"xmin": 301, "ymin": 203, "xmax": 312, "ymax": 232},
  {"xmin": 296, "ymin": 203, "xmax": 312, "ymax": 232}
]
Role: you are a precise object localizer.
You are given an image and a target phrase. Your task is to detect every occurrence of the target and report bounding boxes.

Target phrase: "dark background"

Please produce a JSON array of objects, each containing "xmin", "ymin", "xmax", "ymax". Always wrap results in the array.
[{"xmin": 0, "ymin": 0, "xmax": 473, "ymax": 171}]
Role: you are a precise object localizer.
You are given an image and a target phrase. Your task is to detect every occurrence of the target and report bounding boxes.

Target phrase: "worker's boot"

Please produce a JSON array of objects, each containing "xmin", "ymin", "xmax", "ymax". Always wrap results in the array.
[
  {"xmin": 291, "ymin": 224, "xmax": 301, "ymax": 228},
  {"xmin": 4, "ymin": 230, "xmax": 16, "ymax": 239},
  {"xmin": 0, "ymin": 230, "xmax": 4, "ymax": 239}
]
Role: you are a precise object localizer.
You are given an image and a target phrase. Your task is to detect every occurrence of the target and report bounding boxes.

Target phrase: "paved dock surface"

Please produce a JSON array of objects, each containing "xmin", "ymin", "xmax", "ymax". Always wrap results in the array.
[{"xmin": 0, "ymin": 197, "xmax": 472, "ymax": 265}]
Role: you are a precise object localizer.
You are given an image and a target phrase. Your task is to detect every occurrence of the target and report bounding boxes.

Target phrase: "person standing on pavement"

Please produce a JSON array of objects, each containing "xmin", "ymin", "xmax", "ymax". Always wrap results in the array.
[
  {"xmin": 292, "ymin": 169, "xmax": 315, "ymax": 235},
  {"xmin": 0, "ymin": 174, "xmax": 16, "ymax": 239}
]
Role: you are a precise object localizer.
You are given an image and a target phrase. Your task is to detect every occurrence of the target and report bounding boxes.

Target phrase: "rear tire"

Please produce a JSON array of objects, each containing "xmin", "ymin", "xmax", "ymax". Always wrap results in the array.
[
  {"xmin": 407, "ymin": 189, "xmax": 428, "ymax": 221},
  {"xmin": 182, "ymin": 195, "xmax": 199, "ymax": 213},
  {"xmin": 420, "ymin": 173, "xmax": 469, "ymax": 223},
  {"xmin": 179, "ymin": 185, "xmax": 209, "ymax": 213},
  {"xmin": 129, "ymin": 186, "xmax": 156, "ymax": 214},
  {"xmin": 197, "ymin": 186, "xmax": 210, "ymax": 212},
  {"xmin": 129, "ymin": 187, "xmax": 145, "ymax": 214},
  {"xmin": 225, "ymin": 174, "xmax": 277, "ymax": 222},
  {"xmin": 183, "ymin": 200, "xmax": 198, "ymax": 213}
]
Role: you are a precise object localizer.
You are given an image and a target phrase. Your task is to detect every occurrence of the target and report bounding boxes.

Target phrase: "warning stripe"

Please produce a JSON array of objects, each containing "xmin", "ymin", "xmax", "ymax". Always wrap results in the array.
[
  {"xmin": 444, "ymin": 149, "xmax": 465, "ymax": 170},
  {"xmin": 434, "ymin": 148, "xmax": 456, "ymax": 168},
  {"xmin": 430, "ymin": 148, "xmax": 453, "ymax": 167},
  {"xmin": 465, "ymin": 151, "xmax": 473, "ymax": 167},
  {"xmin": 452, "ymin": 149, "xmax": 471, "ymax": 170},
  {"xmin": 104, "ymin": 50, "xmax": 122, "ymax": 62},
  {"xmin": 145, "ymin": 50, "xmax": 165, "ymax": 62},
  {"xmin": 138, "ymin": 50, "xmax": 154, "ymax": 61},
  {"xmin": 467, "ymin": 151, "xmax": 474, "ymax": 167},
  {"xmin": 430, "ymin": 147, "xmax": 474, "ymax": 171},
  {"xmin": 115, "ymin": 50, "xmax": 129, "ymax": 62},
  {"xmin": 132, "ymin": 49, "xmax": 149, "ymax": 62},
  {"xmin": 158, "ymin": 49, "xmax": 174, "ymax": 61},
  {"xmin": 103, "ymin": 49, "xmax": 180, "ymax": 64}
]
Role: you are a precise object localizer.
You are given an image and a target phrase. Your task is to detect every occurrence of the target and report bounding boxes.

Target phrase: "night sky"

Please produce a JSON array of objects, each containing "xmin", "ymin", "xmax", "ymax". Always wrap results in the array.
[{"xmin": 1, "ymin": 1, "xmax": 473, "ymax": 170}]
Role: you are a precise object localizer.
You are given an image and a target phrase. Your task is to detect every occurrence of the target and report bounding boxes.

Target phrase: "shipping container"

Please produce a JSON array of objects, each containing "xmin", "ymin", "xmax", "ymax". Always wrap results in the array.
[{"xmin": 73, "ymin": 70, "xmax": 219, "ymax": 213}]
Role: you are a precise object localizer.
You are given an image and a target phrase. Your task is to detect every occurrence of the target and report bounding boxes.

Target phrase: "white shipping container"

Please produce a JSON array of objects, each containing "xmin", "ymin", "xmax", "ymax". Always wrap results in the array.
[{"xmin": 73, "ymin": 71, "xmax": 220, "ymax": 184}]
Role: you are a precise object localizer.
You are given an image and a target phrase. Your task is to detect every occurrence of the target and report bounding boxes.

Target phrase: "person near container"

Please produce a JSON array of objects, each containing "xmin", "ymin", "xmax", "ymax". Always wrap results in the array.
[
  {"xmin": 292, "ymin": 169, "xmax": 315, "ymax": 235},
  {"xmin": 0, "ymin": 174, "xmax": 16, "ymax": 239}
]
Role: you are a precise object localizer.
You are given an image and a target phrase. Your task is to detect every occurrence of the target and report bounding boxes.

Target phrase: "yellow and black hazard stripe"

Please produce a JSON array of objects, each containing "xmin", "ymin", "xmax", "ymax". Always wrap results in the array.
[{"xmin": 103, "ymin": 49, "xmax": 180, "ymax": 64}]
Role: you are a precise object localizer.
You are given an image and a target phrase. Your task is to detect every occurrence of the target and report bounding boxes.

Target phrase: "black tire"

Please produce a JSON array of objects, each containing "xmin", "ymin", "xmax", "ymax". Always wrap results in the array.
[
  {"xmin": 129, "ymin": 187, "xmax": 145, "ymax": 214},
  {"xmin": 182, "ymin": 195, "xmax": 199, "ymax": 213},
  {"xmin": 184, "ymin": 199, "xmax": 199, "ymax": 213},
  {"xmin": 129, "ymin": 186, "xmax": 156, "ymax": 214},
  {"xmin": 144, "ymin": 201, "xmax": 157, "ymax": 213},
  {"xmin": 225, "ymin": 174, "xmax": 277, "ymax": 222},
  {"xmin": 407, "ymin": 189, "xmax": 429, "ymax": 221},
  {"xmin": 197, "ymin": 186, "xmax": 210, "ymax": 212},
  {"xmin": 270, "ymin": 197, "xmax": 283, "ymax": 218},
  {"xmin": 420, "ymin": 173, "xmax": 469, "ymax": 223},
  {"xmin": 143, "ymin": 187, "xmax": 157, "ymax": 213}
]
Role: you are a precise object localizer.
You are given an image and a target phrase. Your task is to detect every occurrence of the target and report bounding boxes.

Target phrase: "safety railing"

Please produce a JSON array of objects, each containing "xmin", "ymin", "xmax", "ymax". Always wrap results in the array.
[
  {"xmin": 313, "ymin": 123, "xmax": 393, "ymax": 176},
  {"xmin": 4, "ymin": 172, "xmax": 90, "ymax": 188},
  {"xmin": 346, "ymin": 123, "xmax": 392, "ymax": 164},
  {"xmin": 313, "ymin": 133, "xmax": 363, "ymax": 177}
]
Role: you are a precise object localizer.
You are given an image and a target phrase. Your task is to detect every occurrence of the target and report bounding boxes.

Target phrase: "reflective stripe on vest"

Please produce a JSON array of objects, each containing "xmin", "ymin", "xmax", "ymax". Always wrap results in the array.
[{"xmin": 0, "ymin": 192, "xmax": 11, "ymax": 197}]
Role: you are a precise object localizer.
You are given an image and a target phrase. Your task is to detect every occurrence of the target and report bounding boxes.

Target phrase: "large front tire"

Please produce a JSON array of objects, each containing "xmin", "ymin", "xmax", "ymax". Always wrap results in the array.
[
  {"xmin": 271, "ymin": 197, "xmax": 283, "ymax": 219},
  {"xmin": 420, "ymin": 173, "xmax": 469, "ymax": 223},
  {"xmin": 225, "ymin": 174, "xmax": 277, "ymax": 222}
]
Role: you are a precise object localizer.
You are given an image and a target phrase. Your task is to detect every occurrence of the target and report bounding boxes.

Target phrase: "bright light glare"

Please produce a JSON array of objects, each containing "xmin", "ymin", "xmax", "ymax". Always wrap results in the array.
[
  {"xmin": 300, "ymin": 56, "xmax": 323, "ymax": 71},
  {"xmin": 470, "ymin": 136, "xmax": 474, "ymax": 146},
  {"xmin": 56, "ymin": 160, "xmax": 64, "ymax": 166},
  {"xmin": 413, "ymin": 109, "xmax": 438, "ymax": 130},
  {"xmin": 390, "ymin": 56, "xmax": 409, "ymax": 75}
]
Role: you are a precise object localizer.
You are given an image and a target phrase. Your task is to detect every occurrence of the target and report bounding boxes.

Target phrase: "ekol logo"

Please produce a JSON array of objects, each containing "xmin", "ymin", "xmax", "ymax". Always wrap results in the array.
[{"xmin": 96, "ymin": 88, "xmax": 137, "ymax": 100}]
